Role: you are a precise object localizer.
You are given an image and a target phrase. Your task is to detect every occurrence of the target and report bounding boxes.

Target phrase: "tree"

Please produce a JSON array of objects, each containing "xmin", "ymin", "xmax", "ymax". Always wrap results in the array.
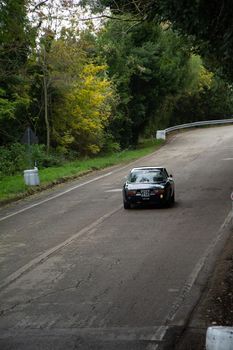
[
  {"xmin": 53, "ymin": 62, "xmax": 114, "ymax": 155},
  {"xmin": 27, "ymin": 0, "xmax": 101, "ymax": 153},
  {"xmin": 0, "ymin": 0, "xmax": 35, "ymax": 145},
  {"xmin": 94, "ymin": 0, "xmax": 233, "ymax": 81},
  {"xmin": 170, "ymin": 71, "xmax": 233, "ymax": 126},
  {"xmin": 97, "ymin": 18, "xmax": 193, "ymax": 146},
  {"xmin": 0, "ymin": 0, "xmax": 34, "ymax": 85},
  {"xmin": 30, "ymin": 29, "xmax": 93, "ymax": 150}
]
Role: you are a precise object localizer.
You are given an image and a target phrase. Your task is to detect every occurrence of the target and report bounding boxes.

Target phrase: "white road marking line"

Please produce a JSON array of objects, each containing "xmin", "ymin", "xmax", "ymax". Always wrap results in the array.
[
  {"xmin": 222, "ymin": 158, "xmax": 233, "ymax": 160},
  {"xmin": 0, "ymin": 326, "xmax": 170, "ymax": 341},
  {"xmin": 0, "ymin": 205, "xmax": 122, "ymax": 292},
  {"xmin": 0, "ymin": 172, "xmax": 113, "ymax": 222},
  {"xmin": 105, "ymin": 189, "xmax": 122, "ymax": 193},
  {"xmin": 150, "ymin": 326, "xmax": 168, "ymax": 341},
  {"xmin": 147, "ymin": 344, "xmax": 159, "ymax": 350},
  {"xmin": 168, "ymin": 288, "xmax": 179, "ymax": 293}
]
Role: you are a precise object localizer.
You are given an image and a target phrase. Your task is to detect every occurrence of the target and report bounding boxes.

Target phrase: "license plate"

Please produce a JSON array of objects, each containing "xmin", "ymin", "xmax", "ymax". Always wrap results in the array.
[{"xmin": 141, "ymin": 190, "xmax": 150, "ymax": 197}]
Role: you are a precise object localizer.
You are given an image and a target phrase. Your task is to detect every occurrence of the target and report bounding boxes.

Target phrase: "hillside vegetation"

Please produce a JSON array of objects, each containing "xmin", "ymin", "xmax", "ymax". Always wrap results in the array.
[{"xmin": 1, "ymin": 0, "xmax": 233, "ymax": 179}]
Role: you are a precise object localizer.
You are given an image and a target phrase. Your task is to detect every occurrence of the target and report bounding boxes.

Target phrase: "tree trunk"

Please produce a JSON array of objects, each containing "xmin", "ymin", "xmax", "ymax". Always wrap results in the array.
[{"xmin": 42, "ymin": 45, "xmax": 50, "ymax": 154}]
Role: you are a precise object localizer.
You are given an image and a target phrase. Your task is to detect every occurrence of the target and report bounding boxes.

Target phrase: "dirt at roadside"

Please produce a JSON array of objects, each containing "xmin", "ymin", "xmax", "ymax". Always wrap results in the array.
[{"xmin": 175, "ymin": 228, "xmax": 233, "ymax": 349}]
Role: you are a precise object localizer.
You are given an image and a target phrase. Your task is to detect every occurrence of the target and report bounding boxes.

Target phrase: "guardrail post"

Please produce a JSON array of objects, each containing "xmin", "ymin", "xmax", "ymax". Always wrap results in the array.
[{"xmin": 156, "ymin": 130, "xmax": 166, "ymax": 140}]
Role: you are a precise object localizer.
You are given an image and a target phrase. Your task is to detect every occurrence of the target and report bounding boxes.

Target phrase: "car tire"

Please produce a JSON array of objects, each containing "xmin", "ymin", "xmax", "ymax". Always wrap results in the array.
[
  {"xmin": 165, "ymin": 191, "xmax": 174, "ymax": 207},
  {"xmin": 171, "ymin": 191, "xmax": 175, "ymax": 204},
  {"xmin": 123, "ymin": 201, "xmax": 131, "ymax": 209}
]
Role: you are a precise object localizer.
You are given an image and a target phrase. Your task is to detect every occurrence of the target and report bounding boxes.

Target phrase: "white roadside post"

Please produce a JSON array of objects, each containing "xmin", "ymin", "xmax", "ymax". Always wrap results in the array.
[
  {"xmin": 206, "ymin": 327, "xmax": 233, "ymax": 350},
  {"xmin": 156, "ymin": 130, "xmax": 166, "ymax": 140},
  {"xmin": 22, "ymin": 127, "xmax": 40, "ymax": 186},
  {"xmin": 23, "ymin": 166, "xmax": 40, "ymax": 186}
]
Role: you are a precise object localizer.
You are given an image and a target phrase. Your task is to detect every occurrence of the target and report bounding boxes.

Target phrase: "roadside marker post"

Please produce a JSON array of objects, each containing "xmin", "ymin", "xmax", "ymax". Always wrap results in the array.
[{"xmin": 206, "ymin": 326, "xmax": 233, "ymax": 350}]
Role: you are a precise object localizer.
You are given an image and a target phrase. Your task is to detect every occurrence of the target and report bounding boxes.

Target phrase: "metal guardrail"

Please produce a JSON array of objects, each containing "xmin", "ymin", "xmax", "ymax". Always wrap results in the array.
[{"xmin": 156, "ymin": 118, "xmax": 233, "ymax": 140}]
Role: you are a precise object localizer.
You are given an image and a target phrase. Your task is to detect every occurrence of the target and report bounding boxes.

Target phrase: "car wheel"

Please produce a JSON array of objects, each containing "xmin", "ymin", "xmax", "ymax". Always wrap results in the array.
[
  {"xmin": 165, "ymin": 191, "xmax": 173, "ymax": 207},
  {"xmin": 171, "ymin": 191, "xmax": 175, "ymax": 204},
  {"xmin": 123, "ymin": 200, "xmax": 131, "ymax": 209}
]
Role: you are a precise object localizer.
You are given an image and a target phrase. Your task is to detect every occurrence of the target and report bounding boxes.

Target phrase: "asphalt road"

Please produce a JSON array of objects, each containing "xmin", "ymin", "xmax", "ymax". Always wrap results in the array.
[{"xmin": 0, "ymin": 126, "xmax": 233, "ymax": 350}]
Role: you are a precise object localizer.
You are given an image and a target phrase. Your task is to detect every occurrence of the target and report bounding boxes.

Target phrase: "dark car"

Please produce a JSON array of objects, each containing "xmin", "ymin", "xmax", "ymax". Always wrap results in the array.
[{"xmin": 122, "ymin": 167, "xmax": 175, "ymax": 209}]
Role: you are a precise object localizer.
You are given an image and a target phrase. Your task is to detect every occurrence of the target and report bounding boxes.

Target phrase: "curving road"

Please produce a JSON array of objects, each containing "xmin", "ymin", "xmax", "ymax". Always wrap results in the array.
[{"xmin": 0, "ymin": 126, "xmax": 233, "ymax": 349}]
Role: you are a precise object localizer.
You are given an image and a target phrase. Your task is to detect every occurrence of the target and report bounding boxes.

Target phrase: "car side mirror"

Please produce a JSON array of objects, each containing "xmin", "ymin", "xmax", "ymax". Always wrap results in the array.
[{"xmin": 169, "ymin": 174, "xmax": 173, "ymax": 177}]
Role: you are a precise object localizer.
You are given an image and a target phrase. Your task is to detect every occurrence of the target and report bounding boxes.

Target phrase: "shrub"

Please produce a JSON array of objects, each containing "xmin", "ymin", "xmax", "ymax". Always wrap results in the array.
[
  {"xmin": 101, "ymin": 134, "xmax": 121, "ymax": 154},
  {"xmin": 31, "ymin": 144, "xmax": 63, "ymax": 168},
  {"xmin": 0, "ymin": 143, "xmax": 28, "ymax": 177},
  {"xmin": 0, "ymin": 143, "xmax": 65, "ymax": 178}
]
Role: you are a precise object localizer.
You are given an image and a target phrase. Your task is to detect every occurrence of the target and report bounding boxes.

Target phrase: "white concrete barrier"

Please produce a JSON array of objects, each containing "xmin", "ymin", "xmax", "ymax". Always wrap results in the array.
[
  {"xmin": 24, "ymin": 167, "xmax": 40, "ymax": 186},
  {"xmin": 156, "ymin": 118, "xmax": 233, "ymax": 140},
  {"xmin": 206, "ymin": 327, "xmax": 233, "ymax": 350},
  {"xmin": 156, "ymin": 130, "xmax": 166, "ymax": 140}
]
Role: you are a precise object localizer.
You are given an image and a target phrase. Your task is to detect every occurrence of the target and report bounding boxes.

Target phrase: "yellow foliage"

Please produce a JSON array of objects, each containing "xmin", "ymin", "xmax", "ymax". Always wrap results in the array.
[
  {"xmin": 185, "ymin": 55, "xmax": 213, "ymax": 94},
  {"xmin": 198, "ymin": 65, "xmax": 213, "ymax": 91},
  {"xmin": 87, "ymin": 144, "xmax": 100, "ymax": 154},
  {"xmin": 60, "ymin": 63, "xmax": 114, "ymax": 155}
]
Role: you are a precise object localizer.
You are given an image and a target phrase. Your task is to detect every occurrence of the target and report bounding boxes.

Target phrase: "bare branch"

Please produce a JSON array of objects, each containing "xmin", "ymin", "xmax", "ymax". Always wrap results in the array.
[
  {"xmin": 79, "ymin": 14, "xmax": 141, "ymax": 22},
  {"xmin": 111, "ymin": 0, "xmax": 126, "ymax": 14},
  {"xmin": 132, "ymin": 0, "xmax": 143, "ymax": 15},
  {"xmin": 125, "ymin": 21, "xmax": 141, "ymax": 33},
  {"xmin": 30, "ymin": 0, "xmax": 49, "ymax": 12}
]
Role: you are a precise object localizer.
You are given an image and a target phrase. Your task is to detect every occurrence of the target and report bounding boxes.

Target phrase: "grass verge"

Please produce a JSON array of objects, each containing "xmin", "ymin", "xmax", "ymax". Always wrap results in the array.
[{"xmin": 0, "ymin": 139, "xmax": 164, "ymax": 204}]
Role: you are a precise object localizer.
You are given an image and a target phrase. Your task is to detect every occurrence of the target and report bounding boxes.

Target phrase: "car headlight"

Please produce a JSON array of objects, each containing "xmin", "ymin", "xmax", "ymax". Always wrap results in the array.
[
  {"xmin": 152, "ymin": 188, "xmax": 165, "ymax": 194},
  {"xmin": 152, "ymin": 187, "xmax": 165, "ymax": 195}
]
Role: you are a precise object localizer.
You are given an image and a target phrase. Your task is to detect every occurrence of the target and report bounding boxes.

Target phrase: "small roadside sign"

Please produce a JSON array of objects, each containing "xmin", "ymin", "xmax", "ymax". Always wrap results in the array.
[{"xmin": 21, "ymin": 127, "xmax": 38, "ymax": 145}]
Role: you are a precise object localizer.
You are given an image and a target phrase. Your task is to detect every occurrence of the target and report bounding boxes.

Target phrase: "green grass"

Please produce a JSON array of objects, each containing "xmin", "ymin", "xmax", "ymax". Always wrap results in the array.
[{"xmin": 0, "ymin": 139, "xmax": 164, "ymax": 203}]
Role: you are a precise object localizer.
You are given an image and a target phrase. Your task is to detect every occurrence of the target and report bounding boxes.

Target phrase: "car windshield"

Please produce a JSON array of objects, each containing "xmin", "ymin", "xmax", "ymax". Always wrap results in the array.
[{"xmin": 128, "ymin": 170, "xmax": 166, "ymax": 184}]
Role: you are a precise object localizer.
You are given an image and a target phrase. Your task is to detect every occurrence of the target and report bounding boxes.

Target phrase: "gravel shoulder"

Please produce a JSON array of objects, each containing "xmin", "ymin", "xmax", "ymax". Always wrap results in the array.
[{"xmin": 175, "ymin": 226, "xmax": 233, "ymax": 349}]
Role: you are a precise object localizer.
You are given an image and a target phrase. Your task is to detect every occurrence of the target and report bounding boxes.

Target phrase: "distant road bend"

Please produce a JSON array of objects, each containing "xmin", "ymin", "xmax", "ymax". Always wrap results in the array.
[{"xmin": 0, "ymin": 126, "xmax": 233, "ymax": 350}]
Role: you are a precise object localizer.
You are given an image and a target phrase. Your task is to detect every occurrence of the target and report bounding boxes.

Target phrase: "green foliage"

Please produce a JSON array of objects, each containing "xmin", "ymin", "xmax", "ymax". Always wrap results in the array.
[
  {"xmin": 97, "ymin": 19, "xmax": 192, "ymax": 145},
  {"xmin": 100, "ymin": 134, "xmax": 121, "ymax": 154},
  {"xmin": 0, "ymin": 86, "xmax": 31, "ymax": 144},
  {"xmin": 28, "ymin": 31, "xmax": 116, "ymax": 156},
  {"xmin": 1, "ymin": 0, "xmax": 233, "ymax": 172},
  {"xmin": 0, "ymin": 0, "xmax": 35, "ymax": 145},
  {"xmin": 97, "ymin": 0, "xmax": 233, "ymax": 82},
  {"xmin": 30, "ymin": 144, "xmax": 64, "ymax": 168},
  {"xmin": 0, "ymin": 88, "xmax": 16, "ymax": 120},
  {"xmin": 53, "ymin": 61, "xmax": 115, "ymax": 155},
  {"xmin": 0, "ymin": 139, "xmax": 163, "ymax": 201},
  {"xmin": 0, "ymin": 143, "xmax": 64, "ymax": 178},
  {"xmin": 171, "ymin": 75, "xmax": 233, "ymax": 126},
  {"xmin": 0, "ymin": 0, "xmax": 34, "ymax": 83},
  {"xmin": 0, "ymin": 143, "xmax": 27, "ymax": 178}
]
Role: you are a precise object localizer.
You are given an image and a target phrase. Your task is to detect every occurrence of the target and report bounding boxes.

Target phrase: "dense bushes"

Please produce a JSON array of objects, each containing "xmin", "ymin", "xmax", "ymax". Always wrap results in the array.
[
  {"xmin": 0, "ymin": 143, "xmax": 65, "ymax": 178},
  {"xmin": 0, "ymin": 140, "xmax": 123, "ymax": 178}
]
